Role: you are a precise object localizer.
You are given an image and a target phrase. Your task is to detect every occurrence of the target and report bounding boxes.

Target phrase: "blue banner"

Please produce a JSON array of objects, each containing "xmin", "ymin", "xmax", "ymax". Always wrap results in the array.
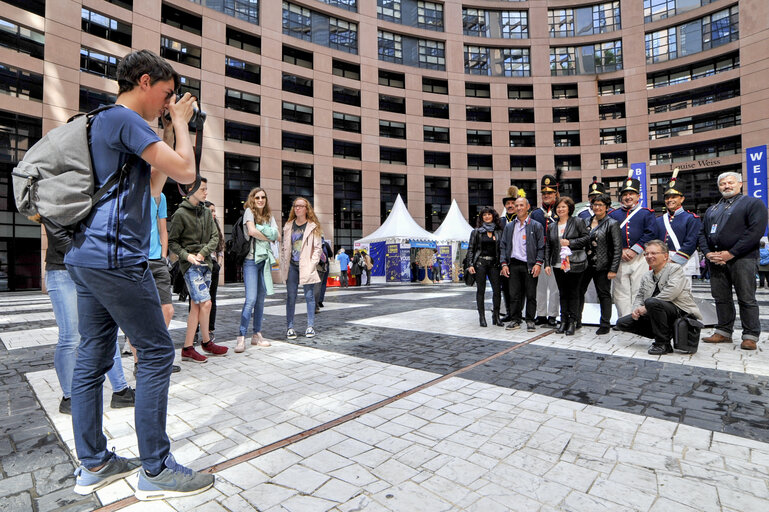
[
  {"xmin": 746, "ymin": 145, "xmax": 768, "ymax": 236},
  {"xmin": 410, "ymin": 240, "xmax": 437, "ymax": 248},
  {"xmin": 385, "ymin": 244, "xmax": 401, "ymax": 282},
  {"xmin": 630, "ymin": 162, "xmax": 648, "ymax": 207},
  {"xmin": 399, "ymin": 246, "xmax": 411, "ymax": 282},
  {"xmin": 437, "ymin": 245, "xmax": 451, "ymax": 282}
]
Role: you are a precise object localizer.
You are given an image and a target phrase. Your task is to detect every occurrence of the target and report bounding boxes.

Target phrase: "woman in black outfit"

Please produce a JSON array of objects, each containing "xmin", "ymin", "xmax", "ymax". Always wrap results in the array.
[
  {"xmin": 466, "ymin": 207, "xmax": 504, "ymax": 327},
  {"xmin": 543, "ymin": 197, "xmax": 590, "ymax": 335},
  {"xmin": 578, "ymin": 193, "xmax": 622, "ymax": 335}
]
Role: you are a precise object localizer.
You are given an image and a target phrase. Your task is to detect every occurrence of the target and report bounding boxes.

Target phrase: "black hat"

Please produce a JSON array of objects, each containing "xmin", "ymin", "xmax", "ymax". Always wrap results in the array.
[
  {"xmin": 664, "ymin": 167, "xmax": 684, "ymax": 197},
  {"xmin": 587, "ymin": 176, "xmax": 606, "ymax": 197},
  {"xmin": 541, "ymin": 174, "xmax": 558, "ymax": 193},
  {"xmin": 502, "ymin": 186, "xmax": 520, "ymax": 205},
  {"xmin": 619, "ymin": 169, "xmax": 641, "ymax": 195}
]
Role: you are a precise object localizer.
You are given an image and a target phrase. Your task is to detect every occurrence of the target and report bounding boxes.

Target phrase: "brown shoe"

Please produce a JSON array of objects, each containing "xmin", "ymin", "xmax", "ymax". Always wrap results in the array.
[
  {"xmin": 740, "ymin": 339, "xmax": 757, "ymax": 350},
  {"xmin": 702, "ymin": 333, "xmax": 733, "ymax": 344}
]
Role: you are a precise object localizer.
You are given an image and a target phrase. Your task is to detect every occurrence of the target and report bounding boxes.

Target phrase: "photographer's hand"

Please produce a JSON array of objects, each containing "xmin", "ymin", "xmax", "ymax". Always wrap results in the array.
[{"xmin": 168, "ymin": 92, "xmax": 195, "ymax": 127}]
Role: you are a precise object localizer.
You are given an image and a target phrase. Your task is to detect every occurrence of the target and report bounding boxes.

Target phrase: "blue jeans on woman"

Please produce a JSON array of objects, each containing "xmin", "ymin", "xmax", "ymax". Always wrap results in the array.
[
  {"xmin": 286, "ymin": 263, "xmax": 314, "ymax": 329},
  {"xmin": 240, "ymin": 259, "xmax": 267, "ymax": 335},
  {"xmin": 46, "ymin": 269, "xmax": 127, "ymax": 398}
]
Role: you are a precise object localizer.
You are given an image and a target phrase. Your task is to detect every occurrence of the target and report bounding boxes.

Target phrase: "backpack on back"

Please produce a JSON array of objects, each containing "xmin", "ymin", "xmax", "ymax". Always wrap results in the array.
[
  {"xmin": 12, "ymin": 105, "xmax": 137, "ymax": 228},
  {"xmin": 226, "ymin": 215, "xmax": 251, "ymax": 265}
]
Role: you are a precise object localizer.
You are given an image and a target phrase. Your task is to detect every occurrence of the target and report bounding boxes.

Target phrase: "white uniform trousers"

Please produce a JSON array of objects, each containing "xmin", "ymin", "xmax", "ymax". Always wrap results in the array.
[
  {"xmin": 612, "ymin": 253, "xmax": 649, "ymax": 317},
  {"xmin": 536, "ymin": 268, "xmax": 560, "ymax": 318}
]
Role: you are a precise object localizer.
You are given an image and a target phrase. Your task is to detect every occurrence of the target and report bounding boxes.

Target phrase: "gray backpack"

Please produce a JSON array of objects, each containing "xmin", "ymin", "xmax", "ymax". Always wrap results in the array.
[{"xmin": 12, "ymin": 105, "xmax": 137, "ymax": 227}]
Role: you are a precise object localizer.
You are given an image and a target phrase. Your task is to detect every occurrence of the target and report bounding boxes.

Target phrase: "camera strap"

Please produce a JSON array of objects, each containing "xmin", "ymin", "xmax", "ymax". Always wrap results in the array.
[{"xmin": 178, "ymin": 120, "xmax": 204, "ymax": 198}]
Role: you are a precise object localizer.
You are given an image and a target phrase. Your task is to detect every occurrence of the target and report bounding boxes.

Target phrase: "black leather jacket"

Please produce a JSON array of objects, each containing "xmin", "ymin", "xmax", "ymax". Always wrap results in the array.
[
  {"xmin": 466, "ymin": 227, "xmax": 502, "ymax": 268},
  {"xmin": 544, "ymin": 217, "xmax": 590, "ymax": 272},
  {"xmin": 585, "ymin": 215, "xmax": 622, "ymax": 272}
]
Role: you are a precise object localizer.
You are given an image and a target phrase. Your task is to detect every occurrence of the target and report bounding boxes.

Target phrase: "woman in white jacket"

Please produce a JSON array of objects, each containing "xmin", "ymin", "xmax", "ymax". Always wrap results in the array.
[{"xmin": 281, "ymin": 197, "xmax": 322, "ymax": 339}]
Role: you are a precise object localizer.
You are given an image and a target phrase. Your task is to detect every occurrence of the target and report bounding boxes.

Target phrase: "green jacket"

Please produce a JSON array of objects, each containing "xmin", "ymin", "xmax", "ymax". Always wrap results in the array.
[{"xmin": 168, "ymin": 199, "xmax": 219, "ymax": 275}]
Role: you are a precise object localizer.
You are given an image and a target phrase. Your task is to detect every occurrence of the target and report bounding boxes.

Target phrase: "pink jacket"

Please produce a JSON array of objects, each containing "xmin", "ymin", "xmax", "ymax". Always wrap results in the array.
[{"xmin": 280, "ymin": 220, "xmax": 322, "ymax": 285}]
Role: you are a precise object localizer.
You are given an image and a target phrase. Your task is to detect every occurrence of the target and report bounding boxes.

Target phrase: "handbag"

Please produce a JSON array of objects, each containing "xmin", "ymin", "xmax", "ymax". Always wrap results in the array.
[
  {"xmin": 673, "ymin": 315, "xmax": 703, "ymax": 354},
  {"xmin": 464, "ymin": 267, "xmax": 476, "ymax": 286}
]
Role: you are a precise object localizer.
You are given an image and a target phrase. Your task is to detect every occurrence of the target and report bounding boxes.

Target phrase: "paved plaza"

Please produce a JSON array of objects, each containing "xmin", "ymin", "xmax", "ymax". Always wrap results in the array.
[{"xmin": 1, "ymin": 281, "xmax": 768, "ymax": 511}]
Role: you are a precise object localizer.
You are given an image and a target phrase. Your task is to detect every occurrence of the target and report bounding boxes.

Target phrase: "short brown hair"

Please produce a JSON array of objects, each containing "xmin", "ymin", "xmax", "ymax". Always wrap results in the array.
[{"xmin": 555, "ymin": 196, "xmax": 575, "ymax": 216}]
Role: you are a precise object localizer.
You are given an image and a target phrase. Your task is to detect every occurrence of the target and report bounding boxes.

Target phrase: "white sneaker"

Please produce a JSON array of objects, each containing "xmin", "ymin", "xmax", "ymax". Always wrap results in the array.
[{"xmin": 305, "ymin": 327, "xmax": 316, "ymax": 338}]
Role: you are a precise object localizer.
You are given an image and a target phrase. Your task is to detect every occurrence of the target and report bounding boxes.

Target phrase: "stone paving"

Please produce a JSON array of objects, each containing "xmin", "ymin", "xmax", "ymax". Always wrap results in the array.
[{"xmin": 1, "ymin": 280, "xmax": 768, "ymax": 511}]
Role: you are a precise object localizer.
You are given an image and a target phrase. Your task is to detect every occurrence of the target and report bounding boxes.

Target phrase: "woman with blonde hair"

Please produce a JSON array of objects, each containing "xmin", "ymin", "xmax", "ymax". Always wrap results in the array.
[
  {"xmin": 237, "ymin": 187, "xmax": 279, "ymax": 353},
  {"xmin": 281, "ymin": 196, "xmax": 322, "ymax": 339}
]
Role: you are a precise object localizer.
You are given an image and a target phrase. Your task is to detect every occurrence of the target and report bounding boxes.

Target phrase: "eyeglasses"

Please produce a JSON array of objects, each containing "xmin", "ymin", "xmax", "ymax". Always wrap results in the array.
[
  {"xmin": 255, "ymin": 195, "xmax": 266, "ymax": 200},
  {"xmin": 295, "ymin": 204, "xmax": 307, "ymax": 209},
  {"xmin": 643, "ymin": 252, "xmax": 664, "ymax": 257}
]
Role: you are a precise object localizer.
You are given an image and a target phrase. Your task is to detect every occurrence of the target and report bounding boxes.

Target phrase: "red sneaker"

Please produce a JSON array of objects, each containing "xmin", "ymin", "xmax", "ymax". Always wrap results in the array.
[
  {"xmin": 201, "ymin": 341, "xmax": 228, "ymax": 356},
  {"xmin": 181, "ymin": 346, "xmax": 207, "ymax": 363}
]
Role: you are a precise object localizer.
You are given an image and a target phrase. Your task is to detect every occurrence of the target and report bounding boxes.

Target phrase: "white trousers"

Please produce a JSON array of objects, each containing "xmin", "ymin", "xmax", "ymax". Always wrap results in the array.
[
  {"xmin": 536, "ymin": 268, "xmax": 560, "ymax": 318},
  {"xmin": 612, "ymin": 253, "xmax": 649, "ymax": 317}
]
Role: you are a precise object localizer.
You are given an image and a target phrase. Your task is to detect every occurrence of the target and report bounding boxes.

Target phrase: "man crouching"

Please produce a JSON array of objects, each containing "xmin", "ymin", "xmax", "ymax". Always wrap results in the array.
[{"xmin": 615, "ymin": 240, "xmax": 702, "ymax": 355}]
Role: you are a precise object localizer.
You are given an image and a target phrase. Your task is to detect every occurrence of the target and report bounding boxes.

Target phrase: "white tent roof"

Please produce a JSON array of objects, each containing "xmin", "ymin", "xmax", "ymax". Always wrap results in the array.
[
  {"xmin": 432, "ymin": 199, "xmax": 473, "ymax": 242},
  {"xmin": 356, "ymin": 194, "xmax": 437, "ymax": 244}
]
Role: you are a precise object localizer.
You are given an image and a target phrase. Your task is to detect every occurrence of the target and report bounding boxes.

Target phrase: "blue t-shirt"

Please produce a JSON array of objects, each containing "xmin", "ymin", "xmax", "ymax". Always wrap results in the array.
[
  {"xmin": 149, "ymin": 193, "xmax": 167, "ymax": 259},
  {"xmin": 336, "ymin": 252, "xmax": 350, "ymax": 270},
  {"xmin": 65, "ymin": 105, "xmax": 161, "ymax": 269}
]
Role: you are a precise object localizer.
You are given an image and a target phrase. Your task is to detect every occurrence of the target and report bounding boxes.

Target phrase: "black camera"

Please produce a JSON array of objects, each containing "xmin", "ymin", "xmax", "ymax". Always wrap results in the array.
[{"xmin": 164, "ymin": 94, "xmax": 206, "ymax": 129}]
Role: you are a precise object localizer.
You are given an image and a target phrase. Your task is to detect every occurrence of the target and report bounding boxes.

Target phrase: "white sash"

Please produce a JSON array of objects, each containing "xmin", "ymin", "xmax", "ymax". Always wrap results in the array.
[
  {"xmin": 619, "ymin": 204, "xmax": 642, "ymax": 228},
  {"xmin": 662, "ymin": 213, "xmax": 681, "ymax": 251}
]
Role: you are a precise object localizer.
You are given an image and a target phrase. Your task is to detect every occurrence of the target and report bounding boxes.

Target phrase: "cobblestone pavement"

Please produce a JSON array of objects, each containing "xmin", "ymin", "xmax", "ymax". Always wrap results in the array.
[{"xmin": 1, "ymin": 280, "xmax": 768, "ymax": 511}]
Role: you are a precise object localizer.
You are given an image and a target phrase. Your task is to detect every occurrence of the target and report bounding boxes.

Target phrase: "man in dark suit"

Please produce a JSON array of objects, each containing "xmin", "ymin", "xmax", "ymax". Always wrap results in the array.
[
  {"xmin": 500, "ymin": 197, "xmax": 545, "ymax": 332},
  {"xmin": 698, "ymin": 171, "xmax": 768, "ymax": 350}
]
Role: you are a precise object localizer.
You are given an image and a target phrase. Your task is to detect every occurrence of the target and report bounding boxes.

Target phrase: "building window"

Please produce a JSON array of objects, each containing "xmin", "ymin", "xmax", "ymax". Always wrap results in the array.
[
  {"xmin": 333, "ymin": 59, "xmax": 360, "ymax": 80},
  {"xmin": 282, "ymin": 161, "xmax": 313, "ymax": 222},
  {"xmin": 225, "ymin": 57, "xmax": 260, "ymax": 83},
  {"xmin": 508, "ymin": 85, "xmax": 533, "ymax": 100},
  {"xmin": 501, "ymin": 11, "xmax": 528, "ymax": 39},
  {"xmin": 599, "ymin": 79, "xmax": 624, "ymax": 96},
  {"xmin": 645, "ymin": 27, "xmax": 677, "ymax": 63},
  {"xmin": 380, "ymin": 70, "xmax": 405, "ymax": 88},
  {"xmin": 334, "ymin": 140, "xmax": 362, "ymax": 160},
  {"xmin": 161, "ymin": 3, "xmax": 202, "ymax": 36},
  {"xmin": 333, "ymin": 112, "xmax": 361, "ymax": 133},
  {"xmin": 593, "ymin": 2, "xmax": 621, "ymax": 33},
  {"xmin": 464, "ymin": 46, "xmax": 489, "ymax": 75},
  {"xmin": 282, "ymin": 2, "xmax": 311, "ymax": 41},
  {"xmin": 648, "ymin": 108, "xmax": 741, "ymax": 140},
  {"xmin": 422, "ymin": 77, "xmax": 447, "ymax": 94},
  {"xmin": 554, "ymin": 131, "xmax": 580, "ymax": 147},
  {"xmin": 80, "ymin": 47, "xmax": 120, "ymax": 79},
  {"xmin": 463, "ymin": 8, "xmax": 486, "ymax": 37},
  {"xmin": 178, "ymin": 76, "xmax": 200, "ymax": 100},
  {"xmin": 650, "ymin": 137, "xmax": 741, "ymax": 165},
  {"xmin": 225, "ymin": 89, "xmax": 260, "ymax": 115},
  {"xmin": 595, "ymin": 40, "xmax": 622, "ymax": 73},
  {"xmin": 644, "ymin": 0, "xmax": 704, "ymax": 23},
  {"xmin": 379, "ymin": 94, "xmax": 406, "ymax": 114},
  {"xmin": 645, "ymin": 7, "xmax": 738, "ymax": 64},
  {"xmin": 598, "ymin": 103, "xmax": 625, "ymax": 120},
  {"xmin": 647, "ymin": 79, "xmax": 740, "ymax": 114},
  {"xmin": 508, "ymin": 108, "xmax": 535, "ymax": 123},
  {"xmin": 333, "ymin": 168, "xmax": 362, "ymax": 253},
  {"xmin": 378, "ymin": 31, "xmax": 402, "ymax": 64},
  {"xmin": 81, "ymin": 8, "xmax": 131, "ymax": 46},
  {"xmin": 380, "ymin": 146, "xmax": 407, "ymax": 165},
  {"xmin": 282, "ymin": 102, "xmax": 313, "ymax": 124},
  {"xmin": 423, "ymin": 101, "xmax": 449, "ymax": 119},
  {"xmin": 423, "ymin": 126, "xmax": 449, "ymax": 143},
  {"xmin": 227, "ymin": 27, "xmax": 260, "ymax": 54},
  {"xmin": 549, "ymin": 3, "xmax": 620, "ymax": 37},
  {"xmin": 549, "ymin": 9, "xmax": 574, "ymax": 37},
  {"xmin": 600, "ymin": 152, "xmax": 626, "ymax": 170},
  {"xmin": 465, "ymin": 83, "xmax": 490, "ymax": 98},
  {"xmin": 380, "ymin": 120, "xmax": 406, "ymax": 139},
  {"xmin": 646, "ymin": 52, "xmax": 739, "ymax": 89},
  {"xmin": 553, "ymin": 107, "xmax": 579, "ymax": 123},
  {"xmin": 377, "ymin": 0, "xmax": 401, "ymax": 23},
  {"xmin": 224, "ymin": 152, "xmax": 260, "ymax": 281},
  {"xmin": 425, "ymin": 176, "xmax": 451, "ymax": 230},
  {"xmin": 0, "ymin": 18, "xmax": 45, "ymax": 59},
  {"xmin": 550, "ymin": 47, "xmax": 576, "ymax": 76},
  {"xmin": 551, "ymin": 40, "xmax": 622, "ymax": 75},
  {"xmin": 424, "ymin": 151, "xmax": 450, "ymax": 168},
  {"xmin": 600, "ymin": 127, "xmax": 625, "ymax": 144},
  {"xmin": 552, "ymin": 85, "xmax": 578, "ymax": 99},
  {"xmin": 467, "ymin": 130, "xmax": 492, "ymax": 146},
  {"xmin": 79, "ymin": 87, "xmax": 116, "ymax": 112},
  {"xmin": 282, "ymin": 73, "xmax": 313, "ymax": 97},
  {"xmin": 322, "ymin": 0, "xmax": 357, "ymax": 12},
  {"xmin": 510, "ymin": 155, "xmax": 536, "ymax": 172},
  {"xmin": 509, "ymin": 131, "xmax": 535, "ymax": 147},
  {"xmin": 380, "ymin": 173, "xmax": 407, "ymax": 224},
  {"xmin": 418, "ymin": 39, "xmax": 445, "ymax": 70},
  {"xmin": 283, "ymin": 45, "xmax": 313, "ymax": 69},
  {"xmin": 282, "ymin": 132, "xmax": 313, "ymax": 153},
  {"xmin": 467, "ymin": 106, "xmax": 491, "ymax": 122},
  {"xmin": 329, "ymin": 17, "xmax": 358, "ymax": 53},
  {"xmin": 0, "ymin": 110, "xmax": 42, "ymax": 162},
  {"xmin": 468, "ymin": 179, "xmax": 493, "ymax": 222},
  {"xmin": 502, "ymin": 48, "xmax": 530, "ymax": 77},
  {"xmin": 210, "ymin": 0, "xmax": 259, "ymax": 25},
  {"xmin": 224, "ymin": 121, "xmax": 260, "ymax": 145},
  {"xmin": 467, "ymin": 154, "xmax": 493, "ymax": 170},
  {"xmin": 160, "ymin": 36, "xmax": 201, "ymax": 68},
  {"xmin": 333, "ymin": 85, "xmax": 360, "ymax": 106},
  {"xmin": 555, "ymin": 155, "xmax": 581, "ymax": 172},
  {"xmin": 417, "ymin": 1, "xmax": 443, "ymax": 31},
  {"xmin": 5, "ymin": 0, "xmax": 46, "ymax": 16},
  {"xmin": 703, "ymin": 7, "xmax": 739, "ymax": 50}
]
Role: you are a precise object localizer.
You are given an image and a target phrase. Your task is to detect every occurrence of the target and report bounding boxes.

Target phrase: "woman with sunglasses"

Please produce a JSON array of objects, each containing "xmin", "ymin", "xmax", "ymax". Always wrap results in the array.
[
  {"xmin": 466, "ymin": 206, "xmax": 504, "ymax": 327},
  {"xmin": 236, "ymin": 188, "xmax": 279, "ymax": 353},
  {"xmin": 281, "ymin": 197, "xmax": 323, "ymax": 339}
]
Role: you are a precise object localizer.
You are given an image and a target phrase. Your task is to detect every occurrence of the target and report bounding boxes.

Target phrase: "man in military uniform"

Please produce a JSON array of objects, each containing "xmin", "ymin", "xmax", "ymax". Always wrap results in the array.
[
  {"xmin": 656, "ymin": 170, "xmax": 701, "ymax": 278},
  {"xmin": 499, "ymin": 186, "xmax": 519, "ymax": 322},
  {"xmin": 530, "ymin": 175, "xmax": 559, "ymax": 326},
  {"xmin": 609, "ymin": 170, "xmax": 657, "ymax": 317},
  {"xmin": 578, "ymin": 177, "xmax": 608, "ymax": 222}
]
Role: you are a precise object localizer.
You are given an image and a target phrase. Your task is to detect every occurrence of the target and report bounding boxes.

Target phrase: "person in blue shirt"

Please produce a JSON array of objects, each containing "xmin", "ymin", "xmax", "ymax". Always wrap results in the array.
[
  {"xmin": 655, "ymin": 172, "xmax": 701, "ymax": 278},
  {"xmin": 63, "ymin": 50, "xmax": 213, "ymax": 500},
  {"xmin": 608, "ymin": 171, "xmax": 657, "ymax": 317},
  {"xmin": 336, "ymin": 248, "xmax": 351, "ymax": 287}
]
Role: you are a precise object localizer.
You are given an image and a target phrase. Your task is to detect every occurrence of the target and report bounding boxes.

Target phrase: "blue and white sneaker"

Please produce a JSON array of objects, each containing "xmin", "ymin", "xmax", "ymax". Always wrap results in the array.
[
  {"xmin": 305, "ymin": 327, "xmax": 316, "ymax": 338},
  {"xmin": 135, "ymin": 454, "xmax": 214, "ymax": 501},
  {"xmin": 73, "ymin": 450, "xmax": 141, "ymax": 495},
  {"xmin": 286, "ymin": 328, "xmax": 297, "ymax": 340}
]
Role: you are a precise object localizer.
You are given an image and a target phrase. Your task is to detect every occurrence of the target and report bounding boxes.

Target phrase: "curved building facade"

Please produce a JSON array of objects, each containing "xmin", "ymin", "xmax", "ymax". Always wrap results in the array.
[{"xmin": 0, "ymin": 0, "xmax": 767, "ymax": 288}]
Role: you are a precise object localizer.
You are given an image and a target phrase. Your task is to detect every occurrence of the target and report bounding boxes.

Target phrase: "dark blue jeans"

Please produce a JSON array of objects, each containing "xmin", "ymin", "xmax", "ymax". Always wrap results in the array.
[
  {"xmin": 709, "ymin": 257, "xmax": 761, "ymax": 341},
  {"xmin": 67, "ymin": 263, "xmax": 174, "ymax": 474}
]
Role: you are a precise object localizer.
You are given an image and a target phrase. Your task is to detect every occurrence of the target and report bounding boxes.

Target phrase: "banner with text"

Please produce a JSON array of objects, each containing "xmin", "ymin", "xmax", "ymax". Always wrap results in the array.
[
  {"xmin": 630, "ymin": 162, "xmax": 648, "ymax": 208},
  {"xmin": 746, "ymin": 145, "xmax": 767, "ymax": 236}
]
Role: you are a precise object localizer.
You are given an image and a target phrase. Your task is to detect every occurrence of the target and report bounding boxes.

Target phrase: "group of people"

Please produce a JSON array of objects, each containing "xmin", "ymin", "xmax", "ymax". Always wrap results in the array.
[
  {"xmin": 467, "ymin": 170, "xmax": 767, "ymax": 355},
  {"xmin": 335, "ymin": 247, "xmax": 373, "ymax": 287}
]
